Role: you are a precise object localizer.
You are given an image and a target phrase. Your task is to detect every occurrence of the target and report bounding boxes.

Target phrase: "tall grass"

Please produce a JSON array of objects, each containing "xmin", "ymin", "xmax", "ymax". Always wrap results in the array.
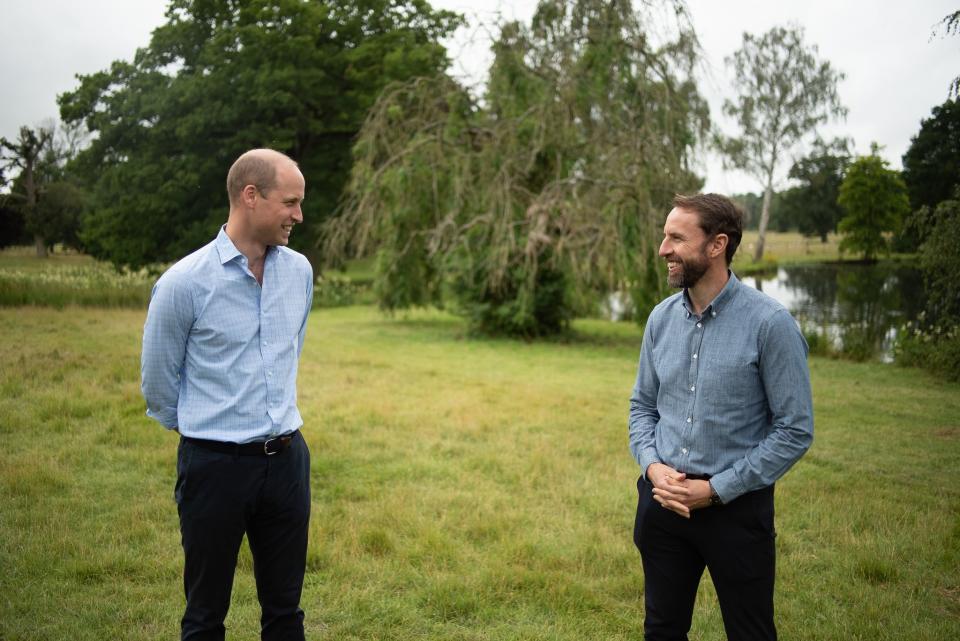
[
  {"xmin": 1, "ymin": 306, "xmax": 958, "ymax": 640},
  {"xmin": 0, "ymin": 250, "xmax": 155, "ymax": 308},
  {"xmin": 0, "ymin": 248, "xmax": 373, "ymax": 309}
]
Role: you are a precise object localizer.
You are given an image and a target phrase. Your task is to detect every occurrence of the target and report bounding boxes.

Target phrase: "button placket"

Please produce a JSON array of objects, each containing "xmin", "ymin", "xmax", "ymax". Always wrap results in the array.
[{"xmin": 683, "ymin": 313, "xmax": 707, "ymax": 459}]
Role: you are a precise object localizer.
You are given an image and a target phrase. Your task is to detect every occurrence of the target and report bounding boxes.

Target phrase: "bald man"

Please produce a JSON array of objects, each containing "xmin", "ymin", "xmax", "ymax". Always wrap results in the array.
[{"xmin": 142, "ymin": 149, "xmax": 314, "ymax": 641}]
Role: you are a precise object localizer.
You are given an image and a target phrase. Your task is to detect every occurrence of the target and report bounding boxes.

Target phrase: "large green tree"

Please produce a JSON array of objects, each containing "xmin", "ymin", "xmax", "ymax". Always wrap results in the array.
[
  {"xmin": 325, "ymin": 0, "xmax": 709, "ymax": 336},
  {"xmin": 901, "ymin": 99, "xmax": 960, "ymax": 212},
  {"xmin": 717, "ymin": 25, "xmax": 846, "ymax": 261},
  {"xmin": 779, "ymin": 138, "xmax": 851, "ymax": 242},
  {"xmin": 0, "ymin": 123, "xmax": 86, "ymax": 256},
  {"xmin": 837, "ymin": 146, "xmax": 910, "ymax": 261},
  {"xmin": 1, "ymin": 127, "xmax": 53, "ymax": 257},
  {"xmin": 59, "ymin": 0, "xmax": 461, "ymax": 270}
]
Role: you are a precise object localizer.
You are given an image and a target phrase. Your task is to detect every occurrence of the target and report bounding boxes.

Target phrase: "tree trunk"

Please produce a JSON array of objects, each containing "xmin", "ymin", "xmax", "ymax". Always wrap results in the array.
[
  {"xmin": 753, "ymin": 182, "xmax": 773, "ymax": 262},
  {"xmin": 34, "ymin": 234, "xmax": 48, "ymax": 258}
]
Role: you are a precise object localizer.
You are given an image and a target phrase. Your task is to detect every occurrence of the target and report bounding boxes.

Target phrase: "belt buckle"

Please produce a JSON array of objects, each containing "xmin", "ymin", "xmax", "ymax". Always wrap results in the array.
[{"xmin": 264, "ymin": 437, "xmax": 281, "ymax": 456}]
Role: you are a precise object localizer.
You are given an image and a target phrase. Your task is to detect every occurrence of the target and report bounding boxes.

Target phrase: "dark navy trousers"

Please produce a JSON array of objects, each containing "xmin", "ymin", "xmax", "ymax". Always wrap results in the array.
[
  {"xmin": 175, "ymin": 431, "xmax": 311, "ymax": 641},
  {"xmin": 634, "ymin": 477, "xmax": 777, "ymax": 641}
]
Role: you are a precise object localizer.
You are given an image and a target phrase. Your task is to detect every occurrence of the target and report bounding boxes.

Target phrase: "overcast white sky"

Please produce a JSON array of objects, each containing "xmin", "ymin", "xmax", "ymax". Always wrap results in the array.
[{"xmin": 1, "ymin": 0, "xmax": 956, "ymax": 193}]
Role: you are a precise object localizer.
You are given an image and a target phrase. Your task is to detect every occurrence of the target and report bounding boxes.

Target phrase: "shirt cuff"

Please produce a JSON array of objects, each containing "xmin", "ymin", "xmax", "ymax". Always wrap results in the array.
[
  {"xmin": 708, "ymin": 470, "xmax": 745, "ymax": 504},
  {"xmin": 146, "ymin": 407, "xmax": 179, "ymax": 430},
  {"xmin": 638, "ymin": 449, "xmax": 660, "ymax": 480}
]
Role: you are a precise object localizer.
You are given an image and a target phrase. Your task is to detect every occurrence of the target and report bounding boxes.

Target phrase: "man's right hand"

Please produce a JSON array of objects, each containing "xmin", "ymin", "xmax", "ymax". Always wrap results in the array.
[
  {"xmin": 646, "ymin": 462, "xmax": 682, "ymax": 488},
  {"xmin": 646, "ymin": 462, "xmax": 692, "ymax": 518}
]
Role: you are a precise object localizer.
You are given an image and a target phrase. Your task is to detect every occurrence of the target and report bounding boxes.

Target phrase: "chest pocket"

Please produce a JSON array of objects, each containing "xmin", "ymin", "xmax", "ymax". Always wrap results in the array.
[{"xmin": 705, "ymin": 354, "xmax": 761, "ymax": 405}]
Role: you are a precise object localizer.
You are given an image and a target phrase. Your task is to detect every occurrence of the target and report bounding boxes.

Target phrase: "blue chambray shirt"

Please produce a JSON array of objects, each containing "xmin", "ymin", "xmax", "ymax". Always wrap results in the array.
[
  {"xmin": 141, "ymin": 227, "xmax": 313, "ymax": 443},
  {"xmin": 628, "ymin": 272, "xmax": 813, "ymax": 503}
]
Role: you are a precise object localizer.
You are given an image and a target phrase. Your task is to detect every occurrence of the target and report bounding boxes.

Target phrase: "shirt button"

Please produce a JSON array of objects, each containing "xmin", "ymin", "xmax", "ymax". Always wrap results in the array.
[
  {"xmin": 693, "ymin": 353, "xmax": 698, "ymax": 359},
  {"xmin": 682, "ymin": 448, "xmax": 688, "ymax": 454},
  {"xmin": 711, "ymin": 311, "xmax": 717, "ymax": 317},
  {"xmin": 690, "ymin": 385, "xmax": 695, "ymax": 392},
  {"xmin": 697, "ymin": 322, "xmax": 702, "ymax": 328},
  {"xmin": 687, "ymin": 417, "xmax": 692, "ymax": 423}
]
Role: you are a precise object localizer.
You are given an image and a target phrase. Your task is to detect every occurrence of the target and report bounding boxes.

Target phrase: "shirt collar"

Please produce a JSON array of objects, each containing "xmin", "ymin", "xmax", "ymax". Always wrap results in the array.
[
  {"xmin": 215, "ymin": 225, "xmax": 243, "ymax": 266},
  {"xmin": 681, "ymin": 270, "xmax": 741, "ymax": 319},
  {"xmin": 214, "ymin": 225, "xmax": 277, "ymax": 266}
]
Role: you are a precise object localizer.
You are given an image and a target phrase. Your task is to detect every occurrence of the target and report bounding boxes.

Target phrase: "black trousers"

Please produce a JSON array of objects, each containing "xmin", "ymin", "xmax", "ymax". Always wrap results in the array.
[
  {"xmin": 634, "ymin": 477, "xmax": 777, "ymax": 641},
  {"xmin": 175, "ymin": 431, "xmax": 311, "ymax": 641}
]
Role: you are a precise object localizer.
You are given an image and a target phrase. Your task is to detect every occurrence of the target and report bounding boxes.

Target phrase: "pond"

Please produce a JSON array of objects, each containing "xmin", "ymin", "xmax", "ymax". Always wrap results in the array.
[{"xmin": 741, "ymin": 262, "xmax": 925, "ymax": 361}]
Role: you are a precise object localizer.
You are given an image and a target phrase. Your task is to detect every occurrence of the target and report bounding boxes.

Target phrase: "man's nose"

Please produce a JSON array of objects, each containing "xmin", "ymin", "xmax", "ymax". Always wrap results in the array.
[
  {"xmin": 658, "ymin": 238, "xmax": 670, "ymax": 257},
  {"xmin": 292, "ymin": 205, "xmax": 304, "ymax": 223}
]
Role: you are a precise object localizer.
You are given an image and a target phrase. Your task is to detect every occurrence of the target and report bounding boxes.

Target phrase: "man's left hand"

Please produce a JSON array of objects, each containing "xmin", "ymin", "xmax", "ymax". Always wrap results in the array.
[{"xmin": 651, "ymin": 478, "xmax": 713, "ymax": 518}]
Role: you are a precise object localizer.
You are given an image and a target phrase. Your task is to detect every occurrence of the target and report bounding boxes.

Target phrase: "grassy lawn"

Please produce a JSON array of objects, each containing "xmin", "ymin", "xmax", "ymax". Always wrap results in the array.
[
  {"xmin": 1, "ymin": 305, "xmax": 958, "ymax": 640},
  {"xmin": 738, "ymin": 230, "xmax": 843, "ymax": 263}
]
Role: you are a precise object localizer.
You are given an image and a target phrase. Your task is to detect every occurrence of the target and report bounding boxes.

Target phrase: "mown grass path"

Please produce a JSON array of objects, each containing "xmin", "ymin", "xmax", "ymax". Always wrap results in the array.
[{"xmin": 1, "ymin": 306, "xmax": 957, "ymax": 640}]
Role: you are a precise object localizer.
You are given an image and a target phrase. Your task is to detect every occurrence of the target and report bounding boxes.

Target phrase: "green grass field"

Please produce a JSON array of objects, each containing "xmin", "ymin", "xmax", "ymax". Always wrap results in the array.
[{"xmin": 1, "ymin": 305, "xmax": 958, "ymax": 640}]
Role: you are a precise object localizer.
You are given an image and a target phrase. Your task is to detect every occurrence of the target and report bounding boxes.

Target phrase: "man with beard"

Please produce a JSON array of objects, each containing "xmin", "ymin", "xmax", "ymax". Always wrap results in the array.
[{"xmin": 628, "ymin": 193, "xmax": 813, "ymax": 641}]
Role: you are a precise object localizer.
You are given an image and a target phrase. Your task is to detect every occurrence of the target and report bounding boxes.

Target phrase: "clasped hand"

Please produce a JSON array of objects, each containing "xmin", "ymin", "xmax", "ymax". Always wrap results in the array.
[{"xmin": 647, "ymin": 462, "xmax": 712, "ymax": 518}]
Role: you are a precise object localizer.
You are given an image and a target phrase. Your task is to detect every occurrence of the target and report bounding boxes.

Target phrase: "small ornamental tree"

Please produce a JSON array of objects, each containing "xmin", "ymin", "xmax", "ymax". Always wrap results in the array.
[{"xmin": 837, "ymin": 147, "xmax": 910, "ymax": 261}]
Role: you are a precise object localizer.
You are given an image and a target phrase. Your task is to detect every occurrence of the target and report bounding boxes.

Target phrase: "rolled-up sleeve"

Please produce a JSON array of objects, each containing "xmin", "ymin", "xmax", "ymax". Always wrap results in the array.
[
  {"xmin": 141, "ymin": 273, "xmax": 194, "ymax": 429},
  {"xmin": 628, "ymin": 318, "xmax": 661, "ymax": 477}
]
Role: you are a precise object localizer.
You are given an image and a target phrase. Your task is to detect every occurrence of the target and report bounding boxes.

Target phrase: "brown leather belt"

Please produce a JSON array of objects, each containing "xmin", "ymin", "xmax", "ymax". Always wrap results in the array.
[{"xmin": 183, "ymin": 432, "xmax": 296, "ymax": 456}]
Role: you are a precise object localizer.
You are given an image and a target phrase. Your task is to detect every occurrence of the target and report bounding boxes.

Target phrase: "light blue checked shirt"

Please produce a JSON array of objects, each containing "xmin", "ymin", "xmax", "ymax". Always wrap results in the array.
[
  {"xmin": 141, "ymin": 227, "xmax": 313, "ymax": 443},
  {"xmin": 628, "ymin": 272, "xmax": 813, "ymax": 503}
]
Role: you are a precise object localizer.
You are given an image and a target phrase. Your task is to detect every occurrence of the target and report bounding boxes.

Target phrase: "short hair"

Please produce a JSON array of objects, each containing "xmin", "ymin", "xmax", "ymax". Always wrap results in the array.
[
  {"xmin": 672, "ymin": 193, "xmax": 743, "ymax": 265},
  {"xmin": 226, "ymin": 149, "xmax": 296, "ymax": 205}
]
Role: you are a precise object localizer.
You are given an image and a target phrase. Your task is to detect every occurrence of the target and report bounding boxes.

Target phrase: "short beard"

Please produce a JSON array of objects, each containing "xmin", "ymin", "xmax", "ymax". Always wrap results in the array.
[{"xmin": 666, "ymin": 246, "xmax": 710, "ymax": 289}]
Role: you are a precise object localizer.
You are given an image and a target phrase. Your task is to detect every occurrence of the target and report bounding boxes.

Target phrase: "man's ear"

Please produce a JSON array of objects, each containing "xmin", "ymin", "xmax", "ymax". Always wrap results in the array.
[
  {"xmin": 241, "ymin": 184, "xmax": 258, "ymax": 207},
  {"xmin": 710, "ymin": 233, "xmax": 729, "ymax": 259}
]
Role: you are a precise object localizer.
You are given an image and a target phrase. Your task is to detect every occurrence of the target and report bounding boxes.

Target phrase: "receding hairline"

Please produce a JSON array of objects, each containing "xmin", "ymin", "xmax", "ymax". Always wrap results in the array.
[{"xmin": 226, "ymin": 149, "xmax": 299, "ymax": 205}]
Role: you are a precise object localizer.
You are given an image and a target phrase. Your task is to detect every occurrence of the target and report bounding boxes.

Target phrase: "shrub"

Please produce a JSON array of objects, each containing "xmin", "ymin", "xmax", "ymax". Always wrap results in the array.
[
  {"xmin": 894, "ymin": 319, "xmax": 960, "ymax": 382},
  {"xmin": 446, "ymin": 251, "xmax": 572, "ymax": 338}
]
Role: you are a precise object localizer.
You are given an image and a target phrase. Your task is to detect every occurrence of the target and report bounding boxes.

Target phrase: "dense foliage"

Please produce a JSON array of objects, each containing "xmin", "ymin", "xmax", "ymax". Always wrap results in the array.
[
  {"xmin": 914, "ymin": 195, "xmax": 960, "ymax": 321},
  {"xmin": 59, "ymin": 0, "xmax": 462, "ymax": 270},
  {"xmin": 901, "ymin": 99, "xmax": 960, "ymax": 213},
  {"xmin": 716, "ymin": 25, "xmax": 846, "ymax": 261},
  {"xmin": 326, "ymin": 0, "xmax": 709, "ymax": 336},
  {"xmin": 837, "ymin": 148, "xmax": 909, "ymax": 261},
  {"xmin": 779, "ymin": 138, "xmax": 851, "ymax": 242},
  {"xmin": 894, "ymin": 195, "xmax": 960, "ymax": 381},
  {"xmin": 0, "ymin": 124, "xmax": 85, "ymax": 254}
]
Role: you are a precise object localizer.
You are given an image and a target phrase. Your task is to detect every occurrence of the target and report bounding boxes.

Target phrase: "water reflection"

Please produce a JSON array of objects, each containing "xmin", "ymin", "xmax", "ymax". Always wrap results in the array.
[{"xmin": 741, "ymin": 263, "xmax": 925, "ymax": 361}]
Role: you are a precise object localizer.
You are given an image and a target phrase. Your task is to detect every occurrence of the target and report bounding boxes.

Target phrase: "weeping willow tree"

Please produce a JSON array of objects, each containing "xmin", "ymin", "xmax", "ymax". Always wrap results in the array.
[{"xmin": 324, "ymin": 0, "xmax": 709, "ymax": 336}]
